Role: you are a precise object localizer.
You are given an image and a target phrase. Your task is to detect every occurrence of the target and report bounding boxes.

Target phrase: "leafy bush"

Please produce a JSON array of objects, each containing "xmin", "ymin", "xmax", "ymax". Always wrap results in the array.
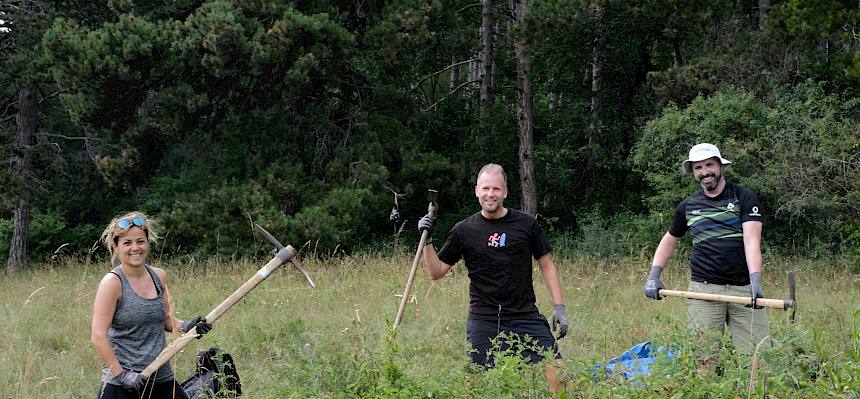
[
  {"xmin": 633, "ymin": 81, "xmax": 860, "ymax": 257},
  {"xmin": 0, "ymin": 210, "xmax": 85, "ymax": 263},
  {"xmin": 573, "ymin": 210, "xmax": 681, "ymax": 261}
]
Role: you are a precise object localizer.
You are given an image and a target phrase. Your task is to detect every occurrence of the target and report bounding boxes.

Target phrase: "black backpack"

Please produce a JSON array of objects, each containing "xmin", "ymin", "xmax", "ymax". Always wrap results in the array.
[{"xmin": 180, "ymin": 348, "xmax": 242, "ymax": 398}]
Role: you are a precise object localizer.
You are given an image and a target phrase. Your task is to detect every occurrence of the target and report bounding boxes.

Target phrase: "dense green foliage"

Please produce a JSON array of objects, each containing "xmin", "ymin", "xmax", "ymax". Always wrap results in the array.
[
  {"xmin": 1, "ymin": 0, "xmax": 859, "ymax": 262},
  {"xmin": 634, "ymin": 81, "xmax": 860, "ymax": 256}
]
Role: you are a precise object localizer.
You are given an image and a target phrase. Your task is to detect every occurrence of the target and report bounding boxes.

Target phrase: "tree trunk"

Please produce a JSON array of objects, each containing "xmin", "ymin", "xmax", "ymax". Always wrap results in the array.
[
  {"xmin": 515, "ymin": 0, "xmax": 537, "ymax": 216},
  {"xmin": 470, "ymin": 28, "xmax": 480, "ymax": 83},
  {"xmin": 449, "ymin": 55, "xmax": 460, "ymax": 91},
  {"xmin": 7, "ymin": 83, "xmax": 37, "ymax": 274},
  {"xmin": 480, "ymin": 0, "xmax": 494, "ymax": 117},
  {"xmin": 672, "ymin": 38, "xmax": 684, "ymax": 67},
  {"xmin": 758, "ymin": 0, "xmax": 770, "ymax": 30},
  {"xmin": 590, "ymin": 4, "xmax": 603, "ymax": 121}
]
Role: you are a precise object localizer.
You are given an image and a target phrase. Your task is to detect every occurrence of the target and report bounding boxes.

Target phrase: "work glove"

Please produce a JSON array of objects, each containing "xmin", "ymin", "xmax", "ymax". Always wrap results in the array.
[
  {"xmin": 746, "ymin": 272, "xmax": 765, "ymax": 309},
  {"xmin": 417, "ymin": 214, "xmax": 435, "ymax": 245},
  {"xmin": 643, "ymin": 265, "xmax": 665, "ymax": 300},
  {"xmin": 181, "ymin": 316, "xmax": 212, "ymax": 338},
  {"xmin": 552, "ymin": 304, "xmax": 569, "ymax": 339},
  {"xmin": 116, "ymin": 369, "xmax": 145, "ymax": 391}
]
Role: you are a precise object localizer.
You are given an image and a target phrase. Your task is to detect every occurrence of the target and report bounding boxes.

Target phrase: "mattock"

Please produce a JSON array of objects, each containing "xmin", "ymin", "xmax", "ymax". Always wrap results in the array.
[
  {"xmin": 140, "ymin": 225, "xmax": 315, "ymax": 380},
  {"xmin": 659, "ymin": 271, "xmax": 798, "ymax": 322},
  {"xmin": 393, "ymin": 189, "xmax": 438, "ymax": 331},
  {"xmin": 254, "ymin": 224, "xmax": 316, "ymax": 289}
]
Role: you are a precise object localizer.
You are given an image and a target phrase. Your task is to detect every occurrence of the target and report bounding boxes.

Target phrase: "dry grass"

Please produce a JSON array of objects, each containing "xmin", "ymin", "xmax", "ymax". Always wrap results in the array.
[{"xmin": 0, "ymin": 252, "xmax": 856, "ymax": 398}]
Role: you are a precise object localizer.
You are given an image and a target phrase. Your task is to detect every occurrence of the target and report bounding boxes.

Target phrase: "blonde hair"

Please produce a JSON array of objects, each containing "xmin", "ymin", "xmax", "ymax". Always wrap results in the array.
[
  {"xmin": 100, "ymin": 211, "xmax": 160, "ymax": 264},
  {"xmin": 477, "ymin": 163, "xmax": 507, "ymax": 187}
]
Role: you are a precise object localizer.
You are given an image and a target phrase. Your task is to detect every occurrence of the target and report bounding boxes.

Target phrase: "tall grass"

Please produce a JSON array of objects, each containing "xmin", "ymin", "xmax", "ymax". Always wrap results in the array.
[{"xmin": 0, "ymin": 253, "xmax": 857, "ymax": 398}]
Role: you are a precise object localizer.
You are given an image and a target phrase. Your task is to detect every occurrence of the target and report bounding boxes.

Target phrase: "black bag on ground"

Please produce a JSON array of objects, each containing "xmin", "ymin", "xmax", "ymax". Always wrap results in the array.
[{"xmin": 180, "ymin": 348, "xmax": 242, "ymax": 398}]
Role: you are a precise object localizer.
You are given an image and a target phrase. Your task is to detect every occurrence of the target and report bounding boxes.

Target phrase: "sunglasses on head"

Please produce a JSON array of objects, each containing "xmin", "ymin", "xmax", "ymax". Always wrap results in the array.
[{"xmin": 116, "ymin": 216, "xmax": 146, "ymax": 230}]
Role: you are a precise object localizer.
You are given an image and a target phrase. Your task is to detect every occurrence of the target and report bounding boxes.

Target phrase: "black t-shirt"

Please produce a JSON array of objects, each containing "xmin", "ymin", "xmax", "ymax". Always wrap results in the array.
[
  {"xmin": 668, "ymin": 182, "xmax": 763, "ymax": 285},
  {"xmin": 437, "ymin": 209, "xmax": 552, "ymax": 320}
]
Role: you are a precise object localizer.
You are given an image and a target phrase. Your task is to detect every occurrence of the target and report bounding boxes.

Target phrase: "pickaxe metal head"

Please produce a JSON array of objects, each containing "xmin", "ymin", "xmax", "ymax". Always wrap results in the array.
[
  {"xmin": 427, "ymin": 189, "xmax": 439, "ymax": 219},
  {"xmin": 254, "ymin": 224, "xmax": 316, "ymax": 288},
  {"xmin": 787, "ymin": 271, "xmax": 797, "ymax": 323}
]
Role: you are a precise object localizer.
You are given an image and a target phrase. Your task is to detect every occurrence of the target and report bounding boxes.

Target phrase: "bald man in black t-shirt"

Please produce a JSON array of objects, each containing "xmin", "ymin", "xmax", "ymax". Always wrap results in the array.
[{"xmin": 418, "ymin": 163, "xmax": 568, "ymax": 392}]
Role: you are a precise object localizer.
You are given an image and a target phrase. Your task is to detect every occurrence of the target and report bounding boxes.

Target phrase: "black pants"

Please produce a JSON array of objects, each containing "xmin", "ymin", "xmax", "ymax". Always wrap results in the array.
[
  {"xmin": 466, "ymin": 317, "xmax": 561, "ymax": 368},
  {"xmin": 97, "ymin": 379, "xmax": 189, "ymax": 399}
]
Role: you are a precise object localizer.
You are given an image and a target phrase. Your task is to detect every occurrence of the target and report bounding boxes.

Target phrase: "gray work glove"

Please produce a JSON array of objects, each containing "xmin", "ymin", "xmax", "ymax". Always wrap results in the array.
[
  {"xmin": 181, "ymin": 316, "xmax": 212, "ymax": 338},
  {"xmin": 643, "ymin": 265, "xmax": 665, "ymax": 300},
  {"xmin": 116, "ymin": 369, "xmax": 145, "ymax": 391},
  {"xmin": 552, "ymin": 304, "xmax": 569, "ymax": 339},
  {"xmin": 417, "ymin": 214, "xmax": 435, "ymax": 245},
  {"xmin": 746, "ymin": 272, "xmax": 764, "ymax": 309}
]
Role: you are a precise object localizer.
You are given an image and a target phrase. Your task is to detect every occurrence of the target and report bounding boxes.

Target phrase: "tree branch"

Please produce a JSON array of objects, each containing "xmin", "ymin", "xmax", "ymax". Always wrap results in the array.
[
  {"xmin": 455, "ymin": 3, "xmax": 482, "ymax": 13},
  {"xmin": 39, "ymin": 132, "xmax": 102, "ymax": 142},
  {"xmin": 411, "ymin": 59, "xmax": 478, "ymax": 92},
  {"xmin": 422, "ymin": 79, "xmax": 480, "ymax": 112}
]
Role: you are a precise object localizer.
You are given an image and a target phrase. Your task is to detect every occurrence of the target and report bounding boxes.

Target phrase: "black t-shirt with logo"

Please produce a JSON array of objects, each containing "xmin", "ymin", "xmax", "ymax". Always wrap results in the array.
[
  {"xmin": 437, "ymin": 209, "xmax": 552, "ymax": 320},
  {"xmin": 668, "ymin": 182, "xmax": 763, "ymax": 286}
]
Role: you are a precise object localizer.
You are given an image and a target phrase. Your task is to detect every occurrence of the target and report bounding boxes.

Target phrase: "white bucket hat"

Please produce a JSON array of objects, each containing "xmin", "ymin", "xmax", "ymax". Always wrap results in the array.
[{"xmin": 681, "ymin": 143, "xmax": 731, "ymax": 174}]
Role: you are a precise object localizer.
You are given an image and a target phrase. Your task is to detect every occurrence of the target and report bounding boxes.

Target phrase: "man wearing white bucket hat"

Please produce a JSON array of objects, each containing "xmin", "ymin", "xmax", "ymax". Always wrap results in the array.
[{"xmin": 642, "ymin": 143, "xmax": 770, "ymax": 361}]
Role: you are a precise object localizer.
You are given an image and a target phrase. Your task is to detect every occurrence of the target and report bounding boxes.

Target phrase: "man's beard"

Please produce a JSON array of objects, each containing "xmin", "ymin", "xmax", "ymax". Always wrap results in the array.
[
  {"xmin": 480, "ymin": 198, "xmax": 502, "ymax": 212},
  {"xmin": 698, "ymin": 172, "xmax": 721, "ymax": 191}
]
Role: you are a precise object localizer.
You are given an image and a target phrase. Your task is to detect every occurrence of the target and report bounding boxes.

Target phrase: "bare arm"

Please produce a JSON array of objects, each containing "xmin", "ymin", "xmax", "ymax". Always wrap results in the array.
[
  {"xmin": 91, "ymin": 274, "xmax": 123, "ymax": 376},
  {"xmin": 537, "ymin": 253, "xmax": 564, "ymax": 305},
  {"xmin": 422, "ymin": 244, "xmax": 453, "ymax": 280},
  {"xmin": 154, "ymin": 267, "xmax": 183, "ymax": 332},
  {"xmin": 742, "ymin": 221, "xmax": 763, "ymax": 274},
  {"xmin": 652, "ymin": 232, "xmax": 681, "ymax": 268}
]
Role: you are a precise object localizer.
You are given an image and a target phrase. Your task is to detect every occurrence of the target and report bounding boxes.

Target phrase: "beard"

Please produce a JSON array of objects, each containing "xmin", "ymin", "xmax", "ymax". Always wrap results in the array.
[
  {"xmin": 697, "ymin": 171, "xmax": 722, "ymax": 191},
  {"xmin": 479, "ymin": 198, "xmax": 503, "ymax": 212}
]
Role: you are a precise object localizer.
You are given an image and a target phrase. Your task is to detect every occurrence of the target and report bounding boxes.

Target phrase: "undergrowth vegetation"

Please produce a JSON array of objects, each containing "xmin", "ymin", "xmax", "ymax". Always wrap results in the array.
[{"xmin": 1, "ymin": 252, "xmax": 857, "ymax": 398}]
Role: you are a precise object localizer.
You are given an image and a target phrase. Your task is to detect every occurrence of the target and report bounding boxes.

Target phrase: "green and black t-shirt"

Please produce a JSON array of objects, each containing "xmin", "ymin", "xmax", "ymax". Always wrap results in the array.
[
  {"xmin": 437, "ymin": 209, "xmax": 551, "ymax": 321},
  {"xmin": 668, "ymin": 182, "xmax": 763, "ymax": 286}
]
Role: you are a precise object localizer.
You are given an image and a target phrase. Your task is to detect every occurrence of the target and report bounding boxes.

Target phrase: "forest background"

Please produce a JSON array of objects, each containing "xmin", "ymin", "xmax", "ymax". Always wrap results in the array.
[{"xmin": 1, "ymin": 0, "xmax": 859, "ymax": 269}]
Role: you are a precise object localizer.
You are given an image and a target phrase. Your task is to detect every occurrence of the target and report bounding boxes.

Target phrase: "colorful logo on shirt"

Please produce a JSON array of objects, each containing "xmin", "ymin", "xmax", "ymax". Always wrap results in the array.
[{"xmin": 487, "ymin": 232, "xmax": 506, "ymax": 248}]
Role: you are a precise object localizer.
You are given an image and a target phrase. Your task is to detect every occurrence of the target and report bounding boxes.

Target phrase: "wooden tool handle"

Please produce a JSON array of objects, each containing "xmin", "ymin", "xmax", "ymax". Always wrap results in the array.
[
  {"xmin": 659, "ymin": 289, "xmax": 790, "ymax": 310},
  {"xmin": 393, "ymin": 229, "xmax": 429, "ymax": 329}
]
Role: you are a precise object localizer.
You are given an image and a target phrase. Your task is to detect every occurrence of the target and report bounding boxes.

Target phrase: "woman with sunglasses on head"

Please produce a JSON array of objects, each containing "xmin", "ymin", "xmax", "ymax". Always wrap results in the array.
[{"xmin": 92, "ymin": 211, "xmax": 212, "ymax": 398}]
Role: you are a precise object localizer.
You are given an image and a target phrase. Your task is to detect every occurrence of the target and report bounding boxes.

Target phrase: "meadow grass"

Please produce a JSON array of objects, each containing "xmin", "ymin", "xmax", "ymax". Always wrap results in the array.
[{"xmin": 1, "ymin": 251, "xmax": 858, "ymax": 398}]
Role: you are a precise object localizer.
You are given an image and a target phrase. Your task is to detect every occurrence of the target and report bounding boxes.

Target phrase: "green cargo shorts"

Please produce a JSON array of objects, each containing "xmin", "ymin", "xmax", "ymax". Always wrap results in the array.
[{"xmin": 686, "ymin": 280, "xmax": 771, "ymax": 355}]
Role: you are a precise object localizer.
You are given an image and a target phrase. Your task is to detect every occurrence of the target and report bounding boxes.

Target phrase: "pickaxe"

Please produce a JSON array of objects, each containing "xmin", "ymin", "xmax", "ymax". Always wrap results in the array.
[
  {"xmin": 393, "ymin": 189, "xmax": 438, "ymax": 330},
  {"xmin": 659, "ymin": 271, "xmax": 797, "ymax": 322},
  {"xmin": 140, "ymin": 225, "xmax": 315, "ymax": 380},
  {"xmin": 254, "ymin": 224, "xmax": 316, "ymax": 288}
]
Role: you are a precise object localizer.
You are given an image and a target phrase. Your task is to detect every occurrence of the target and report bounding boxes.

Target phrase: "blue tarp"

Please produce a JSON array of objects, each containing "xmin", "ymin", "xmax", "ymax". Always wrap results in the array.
[{"xmin": 595, "ymin": 341, "xmax": 675, "ymax": 381}]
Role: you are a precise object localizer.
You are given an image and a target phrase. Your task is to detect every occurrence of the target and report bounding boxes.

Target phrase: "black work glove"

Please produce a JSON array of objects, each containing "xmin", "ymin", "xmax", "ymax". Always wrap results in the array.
[
  {"xmin": 181, "ymin": 316, "xmax": 212, "ymax": 338},
  {"xmin": 116, "ymin": 369, "xmax": 145, "ymax": 391},
  {"xmin": 643, "ymin": 265, "xmax": 665, "ymax": 300},
  {"xmin": 746, "ymin": 272, "xmax": 765, "ymax": 309},
  {"xmin": 417, "ymin": 213, "xmax": 435, "ymax": 245},
  {"xmin": 552, "ymin": 304, "xmax": 569, "ymax": 339}
]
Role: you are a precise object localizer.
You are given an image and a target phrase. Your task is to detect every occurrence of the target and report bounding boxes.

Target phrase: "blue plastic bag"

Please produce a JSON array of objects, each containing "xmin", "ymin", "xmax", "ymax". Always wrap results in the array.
[{"xmin": 595, "ymin": 341, "xmax": 675, "ymax": 381}]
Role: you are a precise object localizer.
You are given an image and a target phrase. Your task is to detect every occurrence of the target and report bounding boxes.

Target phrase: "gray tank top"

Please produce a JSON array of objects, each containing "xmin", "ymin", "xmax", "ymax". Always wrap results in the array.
[{"xmin": 101, "ymin": 264, "xmax": 174, "ymax": 385}]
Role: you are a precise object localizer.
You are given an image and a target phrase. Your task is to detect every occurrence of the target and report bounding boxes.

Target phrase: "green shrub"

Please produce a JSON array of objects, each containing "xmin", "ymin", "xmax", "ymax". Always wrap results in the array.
[
  {"xmin": 0, "ymin": 210, "xmax": 82, "ymax": 263},
  {"xmin": 573, "ymin": 210, "xmax": 681, "ymax": 261},
  {"xmin": 633, "ymin": 81, "xmax": 860, "ymax": 257}
]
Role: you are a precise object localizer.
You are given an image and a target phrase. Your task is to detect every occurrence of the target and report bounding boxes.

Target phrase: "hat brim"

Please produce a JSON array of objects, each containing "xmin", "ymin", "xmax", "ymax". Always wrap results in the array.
[{"xmin": 682, "ymin": 157, "xmax": 731, "ymax": 174}]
